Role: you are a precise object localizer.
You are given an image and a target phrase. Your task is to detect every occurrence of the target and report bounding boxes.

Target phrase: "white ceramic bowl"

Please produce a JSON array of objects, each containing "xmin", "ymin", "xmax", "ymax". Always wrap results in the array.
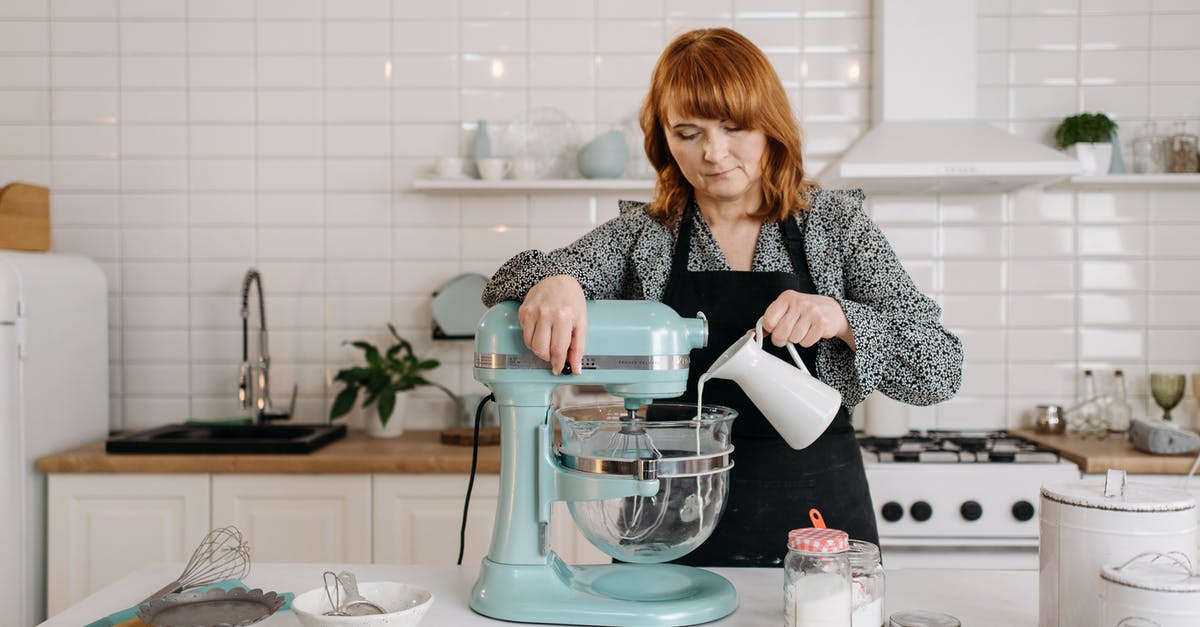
[{"xmin": 291, "ymin": 581, "xmax": 434, "ymax": 627}]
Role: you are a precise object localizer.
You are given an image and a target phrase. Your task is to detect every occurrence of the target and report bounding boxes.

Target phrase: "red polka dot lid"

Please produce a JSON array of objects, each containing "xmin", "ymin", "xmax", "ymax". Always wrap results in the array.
[{"xmin": 788, "ymin": 527, "xmax": 849, "ymax": 553}]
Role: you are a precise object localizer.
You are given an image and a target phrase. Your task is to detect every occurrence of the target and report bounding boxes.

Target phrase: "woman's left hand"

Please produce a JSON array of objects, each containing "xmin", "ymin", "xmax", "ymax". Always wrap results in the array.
[{"xmin": 761, "ymin": 290, "xmax": 857, "ymax": 350}]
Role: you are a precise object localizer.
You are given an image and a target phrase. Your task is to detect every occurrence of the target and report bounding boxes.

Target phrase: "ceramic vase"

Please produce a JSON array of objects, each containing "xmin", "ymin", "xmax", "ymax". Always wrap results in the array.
[
  {"xmin": 366, "ymin": 391, "xmax": 409, "ymax": 438},
  {"xmin": 578, "ymin": 130, "xmax": 628, "ymax": 179}
]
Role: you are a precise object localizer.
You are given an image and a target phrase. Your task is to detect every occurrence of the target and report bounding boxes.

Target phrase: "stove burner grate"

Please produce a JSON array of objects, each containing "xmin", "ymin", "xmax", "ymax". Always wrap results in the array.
[{"xmin": 858, "ymin": 429, "xmax": 1061, "ymax": 464}]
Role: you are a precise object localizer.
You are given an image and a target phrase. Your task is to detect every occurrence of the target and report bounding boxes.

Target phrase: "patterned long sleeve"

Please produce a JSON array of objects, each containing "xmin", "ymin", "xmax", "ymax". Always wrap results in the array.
[{"xmin": 808, "ymin": 189, "xmax": 964, "ymax": 408}]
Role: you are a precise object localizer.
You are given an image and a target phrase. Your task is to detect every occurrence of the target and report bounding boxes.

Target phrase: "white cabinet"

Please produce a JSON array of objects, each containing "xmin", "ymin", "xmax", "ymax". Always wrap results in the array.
[
  {"xmin": 212, "ymin": 475, "xmax": 372, "ymax": 564},
  {"xmin": 373, "ymin": 474, "xmax": 499, "ymax": 565},
  {"xmin": 45, "ymin": 474, "xmax": 210, "ymax": 616},
  {"xmin": 372, "ymin": 475, "xmax": 609, "ymax": 566},
  {"xmin": 45, "ymin": 472, "xmax": 611, "ymax": 617}
]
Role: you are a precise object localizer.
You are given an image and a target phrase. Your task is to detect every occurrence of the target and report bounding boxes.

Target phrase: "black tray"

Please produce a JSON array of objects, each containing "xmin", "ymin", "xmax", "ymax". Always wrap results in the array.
[{"xmin": 106, "ymin": 423, "xmax": 347, "ymax": 454}]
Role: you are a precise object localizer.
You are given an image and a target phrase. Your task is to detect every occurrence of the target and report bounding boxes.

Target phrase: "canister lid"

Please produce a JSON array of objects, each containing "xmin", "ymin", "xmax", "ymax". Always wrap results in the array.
[
  {"xmin": 1101, "ymin": 552, "xmax": 1200, "ymax": 593},
  {"xmin": 788, "ymin": 528, "xmax": 849, "ymax": 553},
  {"xmin": 1041, "ymin": 473, "xmax": 1196, "ymax": 513}
]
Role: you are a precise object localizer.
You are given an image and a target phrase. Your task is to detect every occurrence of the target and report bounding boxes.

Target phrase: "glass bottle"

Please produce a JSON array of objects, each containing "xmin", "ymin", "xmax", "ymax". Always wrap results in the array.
[
  {"xmin": 1074, "ymin": 369, "xmax": 1105, "ymax": 435},
  {"xmin": 785, "ymin": 528, "xmax": 852, "ymax": 627},
  {"xmin": 1132, "ymin": 122, "xmax": 1168, "ymax": 174},
  {"xmin": 848, "ymin": 539, "xmax": 885, "ymax": 627},
  {"xmin": 1169, "ymin": 121, "xmax": 1199, "ymax": 173},
  {"xmin": 1107, "ymin": 369, "xmax": 1133, "ymax": 433}
]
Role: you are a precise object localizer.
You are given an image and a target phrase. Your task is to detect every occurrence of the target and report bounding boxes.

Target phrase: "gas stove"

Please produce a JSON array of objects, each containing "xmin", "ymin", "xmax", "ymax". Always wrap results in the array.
[
  {"xmin": 858, "ymin": 429, "xmax": 1081, "ymax": 569},
  {"xmin": 859, "ymin": 429, "xmax": 1062, "ymax": 464}
]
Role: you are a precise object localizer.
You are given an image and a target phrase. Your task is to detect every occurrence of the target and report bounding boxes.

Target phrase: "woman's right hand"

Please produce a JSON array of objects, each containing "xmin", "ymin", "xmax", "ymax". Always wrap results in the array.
[{"xmin": 518, "ymin": 275, "xmax": 587, "ymax": 375}]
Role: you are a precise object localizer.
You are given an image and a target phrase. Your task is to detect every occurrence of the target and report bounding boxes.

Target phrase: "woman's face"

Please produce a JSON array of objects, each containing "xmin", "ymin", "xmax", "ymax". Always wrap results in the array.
[{"xmin": 664, "ymin": 108, "xmax": 768, "ymax": 207}]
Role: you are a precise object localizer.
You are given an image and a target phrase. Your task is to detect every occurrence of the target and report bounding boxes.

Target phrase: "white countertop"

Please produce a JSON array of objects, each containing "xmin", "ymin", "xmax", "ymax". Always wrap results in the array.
[{"xmin": 42, "ymin": 562, "xmax": 1037, "ymax": 626}]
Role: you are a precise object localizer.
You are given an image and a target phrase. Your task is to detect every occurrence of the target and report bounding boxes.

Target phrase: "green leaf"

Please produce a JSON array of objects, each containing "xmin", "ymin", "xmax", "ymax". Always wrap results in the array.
[
  {"xmin": 329, "ymin": 386, "xmax": 359, "ymax": 419},
  {"xmin": 351, "ymin": 341, "xmax": 384, "ymax": 368},
  {"xmin": 377, "ymin": 386, "xmax": 396, "ymax": 425}
]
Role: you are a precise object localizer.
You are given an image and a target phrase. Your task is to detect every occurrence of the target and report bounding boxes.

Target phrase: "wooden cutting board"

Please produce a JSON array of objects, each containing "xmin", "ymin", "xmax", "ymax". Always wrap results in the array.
[
  {"xmin": 0, "ymin": 182, "xmax": 50, "ymax": 251},
  {"xmin": 440, "ymin": 426, "xmax": 501, "ymax": 446}
]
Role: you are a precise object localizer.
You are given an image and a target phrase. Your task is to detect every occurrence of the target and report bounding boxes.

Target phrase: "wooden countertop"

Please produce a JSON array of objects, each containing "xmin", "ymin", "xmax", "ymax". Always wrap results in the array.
[
  {"xmin": 35, "ymin": 430, "xmax": 502, "ymax": 474},
  {"xmin": 1014, "ymin": 428, "xmax": 1199, "ymax": 474}
]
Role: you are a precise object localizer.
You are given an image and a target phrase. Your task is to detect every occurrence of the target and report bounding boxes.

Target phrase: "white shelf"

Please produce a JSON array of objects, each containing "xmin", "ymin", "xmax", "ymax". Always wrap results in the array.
[
  {"xmin": 1061, "ymin": 173, "xmax": 1200, "ymax": 190},
  {"xmin": 412, "ymin": 178, "xmax": 654, "ymax": 192}
]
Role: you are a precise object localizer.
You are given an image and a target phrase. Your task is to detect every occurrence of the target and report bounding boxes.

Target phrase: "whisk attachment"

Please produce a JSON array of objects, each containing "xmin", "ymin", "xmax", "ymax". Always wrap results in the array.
[
  {"xmin": 600, "ymin": 411, "xmax": 668, "ymax": 540},
  {"xmin": 140, "ymin": 526, "xmax": 252, "ymax": 605}
]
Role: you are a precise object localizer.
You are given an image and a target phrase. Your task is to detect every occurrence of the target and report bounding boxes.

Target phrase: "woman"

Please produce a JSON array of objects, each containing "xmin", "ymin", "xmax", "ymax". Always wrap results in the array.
[{"xmin": 482, "ymin": 28, "xmax": 963, "ymax": 566}]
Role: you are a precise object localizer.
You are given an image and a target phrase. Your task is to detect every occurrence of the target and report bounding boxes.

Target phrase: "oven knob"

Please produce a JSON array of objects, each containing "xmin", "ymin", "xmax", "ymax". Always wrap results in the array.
[
  {"xmin": 909, "ymin": 501, "xmax": 932, "ymax": 522},
  {"xmin": 960, "ymin": 500, "xmax": 983, "ymax": 521},
  {"xmin": 881, "ymin": 501, "xmax": 904, "ymax": 522},
  {"xmin": 1012, "ymin": 500, "xmax": 1036, "ymax": 522}
]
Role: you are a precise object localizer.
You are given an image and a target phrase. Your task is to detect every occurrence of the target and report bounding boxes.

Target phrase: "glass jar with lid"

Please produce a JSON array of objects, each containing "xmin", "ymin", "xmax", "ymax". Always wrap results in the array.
[
  {"xmin": 1132, "ymin": 122, "xmax": 1169, "ymax": 173},
  {"xmin": 785, "ymin": 527, "xmax": 852, "ymax": 627},
  {"xmin": 1168, "ymin": 121, "xmax": 1199, "ymax": 173},
  {"xmin": 848, "ymin": 539, "xmax": 885, "ymax": 627}
]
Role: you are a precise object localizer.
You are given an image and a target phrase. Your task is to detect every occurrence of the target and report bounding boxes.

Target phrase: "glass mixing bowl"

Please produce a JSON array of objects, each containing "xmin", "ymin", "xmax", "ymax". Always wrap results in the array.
[{"xmin": 555, "ymin": 403, "xmax": 736, "ymax": 563}]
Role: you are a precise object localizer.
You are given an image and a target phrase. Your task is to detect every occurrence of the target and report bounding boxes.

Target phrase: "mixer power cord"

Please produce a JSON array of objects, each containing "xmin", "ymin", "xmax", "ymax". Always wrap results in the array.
[{"xmin": 458, "ymin": 393, "xmax": 495, "ymax": 566}]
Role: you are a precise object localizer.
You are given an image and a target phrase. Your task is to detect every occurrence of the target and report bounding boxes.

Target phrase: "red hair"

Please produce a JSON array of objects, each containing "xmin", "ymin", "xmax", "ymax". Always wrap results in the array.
[{"xmin": 640, "ymin": 28, "xmax": 815, "ymax": 224}]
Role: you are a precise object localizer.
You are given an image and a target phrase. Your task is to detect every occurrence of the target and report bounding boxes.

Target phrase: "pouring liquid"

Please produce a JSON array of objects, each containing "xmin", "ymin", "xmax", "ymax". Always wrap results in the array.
[{"xmin": 688, "ymin": 373, "xmax": 713, "ymax": 530}]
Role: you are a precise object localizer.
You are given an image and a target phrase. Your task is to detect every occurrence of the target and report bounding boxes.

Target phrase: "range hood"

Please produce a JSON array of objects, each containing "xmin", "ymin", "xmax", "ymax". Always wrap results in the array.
[{"xmin": 817, "ymin": 0, "xmax": 1080, "ymax": 194}]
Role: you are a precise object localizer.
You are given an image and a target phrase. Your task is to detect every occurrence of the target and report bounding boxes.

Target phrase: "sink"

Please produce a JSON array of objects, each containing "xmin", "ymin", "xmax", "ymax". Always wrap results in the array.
[{"xmin": 105, "ymin": 423, "xmax": 347, "ymax": 454}]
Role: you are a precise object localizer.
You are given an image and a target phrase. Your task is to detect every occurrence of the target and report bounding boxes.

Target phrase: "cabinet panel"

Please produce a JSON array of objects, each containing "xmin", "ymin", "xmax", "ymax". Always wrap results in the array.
[
  {"xmin": 45, "ymin": 474, "xmax": 210, "ymax": 616},
  {"xmin": 211, "ymin": 474, "xmax": 371, "ymax": 563},
  {"xmin": 373, "ymin": 474, "xmax": 499, "ymax": 565}
]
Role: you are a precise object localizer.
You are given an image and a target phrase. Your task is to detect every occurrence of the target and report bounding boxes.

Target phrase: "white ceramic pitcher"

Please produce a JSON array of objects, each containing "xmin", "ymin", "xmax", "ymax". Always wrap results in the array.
[{"xmin": 703, "ymin": 317, "xmax": 842, "ymax": 449}]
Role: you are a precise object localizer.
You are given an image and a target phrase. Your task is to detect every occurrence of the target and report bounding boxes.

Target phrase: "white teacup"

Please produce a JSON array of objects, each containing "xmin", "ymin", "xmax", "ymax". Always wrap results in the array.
[
  {"xmin": 477, "ymin": 157, "xmax": 510, "ymax": 181},
  {"xmin": 511, "ymin": 157, "xmax": 537, "ymax": 180},
  {"xmin": 703, "ymin": 317, "xmax": 842, "ymax": 450},
  {"xmin": 434, "ymin": 156, "xmax": 464, "ymax": 178}
]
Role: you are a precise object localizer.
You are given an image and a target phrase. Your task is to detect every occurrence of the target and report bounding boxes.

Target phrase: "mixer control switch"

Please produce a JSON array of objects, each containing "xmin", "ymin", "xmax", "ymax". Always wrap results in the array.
[
  {"xmin": 881, "ymin": 501, "xmax": 904, "ymax": 522},
  {"xmin": 1012, "ymin": 500, "xmax": 1035, "ymax": 522},
  {"xmin": 910, "ymin": 501, "xmax": 933, "ymax": 522},
  {"xmin": 960, "ymin": 500, "xmax": 982, "ymax": 521}
]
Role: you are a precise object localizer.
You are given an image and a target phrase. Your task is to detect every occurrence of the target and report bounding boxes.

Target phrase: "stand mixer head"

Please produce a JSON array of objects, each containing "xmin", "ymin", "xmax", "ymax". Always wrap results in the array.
[{"xmin": 470, "ymin": 300, "xmax": 739, "ymax": 626}]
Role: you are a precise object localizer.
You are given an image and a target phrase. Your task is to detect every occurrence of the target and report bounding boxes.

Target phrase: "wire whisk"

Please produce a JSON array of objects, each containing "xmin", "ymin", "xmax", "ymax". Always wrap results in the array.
[{"xmin": 140, "ymin": 526, "xmax": 252, "ymax": 605}]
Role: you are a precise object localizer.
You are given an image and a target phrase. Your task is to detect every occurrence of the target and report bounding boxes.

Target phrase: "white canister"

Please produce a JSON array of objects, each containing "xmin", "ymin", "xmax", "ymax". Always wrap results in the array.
[
  {"xmin": 1039, "ymin": 470, "xmax": 1198, "ymax": 627},
  {"xmin": 1101, "ymin": 552, "xmax": 1200, "ymax": 627}
]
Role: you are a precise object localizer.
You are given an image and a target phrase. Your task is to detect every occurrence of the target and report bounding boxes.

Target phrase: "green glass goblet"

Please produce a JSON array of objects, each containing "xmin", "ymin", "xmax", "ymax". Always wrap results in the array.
[{"xmin": 1150, "ymin": 373, "xmax": 1186, "ymax": 422}]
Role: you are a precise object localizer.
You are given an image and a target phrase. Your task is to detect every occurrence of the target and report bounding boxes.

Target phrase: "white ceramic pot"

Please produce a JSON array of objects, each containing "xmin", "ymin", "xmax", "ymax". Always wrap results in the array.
[
  {"xmin": 1039, "ymin": 470, "xmax": 1199, "ymax": 627},
  {"xmin": 1073, "ymin": 142, "xmax": 1114, "ymax": 176},
  {"xmin": 1100, "ymin": 552, "xmax": 1200, "ymax": 627},
  {"xmin": 366, "ymin": 391, "xmax": 409, "ymax": 439}
]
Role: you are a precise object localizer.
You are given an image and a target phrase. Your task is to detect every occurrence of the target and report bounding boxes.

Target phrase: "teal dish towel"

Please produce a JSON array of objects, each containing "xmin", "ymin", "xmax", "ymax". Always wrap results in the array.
[{"xmin": 84, "ymin": 578, "xmax": 293, "ymax": 627}]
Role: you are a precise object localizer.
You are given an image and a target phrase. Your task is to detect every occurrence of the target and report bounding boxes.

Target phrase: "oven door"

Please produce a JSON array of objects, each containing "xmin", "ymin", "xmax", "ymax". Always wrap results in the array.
[
  {"xmin": 865, "ymin": 460, "xmax": 1081, "ymax": 570},
  {"xmin": 878, "ymin": 538, "xmax": 1038, "ymax": 570}
]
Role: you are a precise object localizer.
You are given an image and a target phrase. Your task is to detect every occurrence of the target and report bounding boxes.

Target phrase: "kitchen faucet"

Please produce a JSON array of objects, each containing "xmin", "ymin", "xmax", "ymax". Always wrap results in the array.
[{"xmin": 239, "ymin": 268, "xmax": 290, "ymax": 422}]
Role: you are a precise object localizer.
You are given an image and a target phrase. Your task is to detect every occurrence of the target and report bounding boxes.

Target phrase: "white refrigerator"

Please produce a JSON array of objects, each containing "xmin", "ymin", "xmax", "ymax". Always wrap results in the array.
[{"xmin": 0, "ymin": 251, "xmax": 109, "ymax": 625}]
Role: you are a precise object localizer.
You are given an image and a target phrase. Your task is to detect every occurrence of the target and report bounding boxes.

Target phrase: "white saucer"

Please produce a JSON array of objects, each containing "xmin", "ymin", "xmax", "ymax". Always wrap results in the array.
[{"xmin": 431, "ymin": 173, "xmax": 469, "ymax": 180}]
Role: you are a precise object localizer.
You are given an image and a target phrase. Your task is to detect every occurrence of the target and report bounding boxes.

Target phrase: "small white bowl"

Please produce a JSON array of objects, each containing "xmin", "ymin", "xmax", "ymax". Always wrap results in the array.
[{"xmin": 291, "ymin": 581, "xmax": 434, "ymax": 627}]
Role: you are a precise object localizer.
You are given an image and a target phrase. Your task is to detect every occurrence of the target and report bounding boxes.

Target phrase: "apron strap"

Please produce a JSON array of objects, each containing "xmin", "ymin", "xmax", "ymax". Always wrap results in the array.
[
  {"xmin": 778, "ymin": 212, "xmax": 811, "ymax": 279},
  {"xmin": 668, "ymin": 204, "xmax": 697, "ymax": 281}
]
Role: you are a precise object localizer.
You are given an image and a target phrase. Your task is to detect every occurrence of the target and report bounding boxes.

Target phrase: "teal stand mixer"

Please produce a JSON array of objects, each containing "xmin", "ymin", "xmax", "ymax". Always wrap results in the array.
[{"xmin": 471, "ymin": 300, "xmax": 740, "ymax": 626}]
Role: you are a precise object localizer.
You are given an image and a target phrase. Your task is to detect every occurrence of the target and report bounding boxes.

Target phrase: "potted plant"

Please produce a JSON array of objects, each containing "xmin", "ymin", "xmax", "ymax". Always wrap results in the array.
[
  {"xmin": 1054, "ymin": 112, "xmax": 1118, "ymax": 176},
  {"xmin": 330, "ymin": 323, "xmax": 456, "ymax": 438}
]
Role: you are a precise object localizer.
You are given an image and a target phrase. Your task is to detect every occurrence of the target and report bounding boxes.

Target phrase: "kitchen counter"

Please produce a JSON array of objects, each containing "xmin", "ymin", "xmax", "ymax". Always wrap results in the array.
[
  {"xmin": 35, "ymin": 429, "xmax": 501, "ymax": 474},
  {"xmin": 1015, "ymin": 427, "xmax": 1199, "ymax": 474},
  {"xmin": 40, "ymin": 562, "xmax": 1038, "ymax": 627}
]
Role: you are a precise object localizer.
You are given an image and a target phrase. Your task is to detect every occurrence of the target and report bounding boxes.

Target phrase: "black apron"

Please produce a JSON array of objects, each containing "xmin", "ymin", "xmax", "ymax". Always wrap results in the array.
[{"xmin": 660, "ymin": 205, "xmax": 879, "ymax": 567}]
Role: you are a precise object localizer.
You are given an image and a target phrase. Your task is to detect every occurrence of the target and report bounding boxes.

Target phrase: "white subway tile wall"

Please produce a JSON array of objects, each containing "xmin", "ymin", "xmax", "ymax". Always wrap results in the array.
[
  {"xmin": 965, "ymin": 0, "xmax": 1200, "ymax": 429},
  {"xmin": 2, "ymin": 1, "xmax": 1197, "ymax": 431}
]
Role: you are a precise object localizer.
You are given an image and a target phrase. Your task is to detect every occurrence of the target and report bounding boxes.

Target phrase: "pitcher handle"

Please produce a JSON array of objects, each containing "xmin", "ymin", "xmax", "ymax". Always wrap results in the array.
[{"xmin": 753, "ymin": 317, "xmax": 812, "ymax": 377}]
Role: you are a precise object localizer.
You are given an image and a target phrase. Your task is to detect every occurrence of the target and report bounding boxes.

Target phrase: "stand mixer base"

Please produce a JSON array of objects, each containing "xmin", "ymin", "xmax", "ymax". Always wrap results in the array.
[{"xmin": 470, "ymin": 555, "xmax": 738, "ymax": 626}]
